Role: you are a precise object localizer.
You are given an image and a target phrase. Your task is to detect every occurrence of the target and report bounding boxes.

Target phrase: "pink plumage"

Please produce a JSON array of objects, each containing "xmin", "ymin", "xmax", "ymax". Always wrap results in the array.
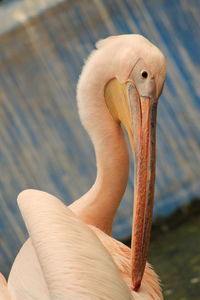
[{"xmin": 0, "ymin": 35, "xmax": 166, "ymax": 299}]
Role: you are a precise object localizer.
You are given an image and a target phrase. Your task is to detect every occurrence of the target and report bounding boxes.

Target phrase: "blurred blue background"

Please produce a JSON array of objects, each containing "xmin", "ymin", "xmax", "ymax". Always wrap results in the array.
[{"xmin": 0, "ymin": 0, "xmax": 200, "ymax": 297}]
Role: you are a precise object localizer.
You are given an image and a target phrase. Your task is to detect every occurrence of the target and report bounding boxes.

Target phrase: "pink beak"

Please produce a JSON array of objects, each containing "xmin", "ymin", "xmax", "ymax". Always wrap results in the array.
[{"xmin": 128, "ymin": 83, "xmax": 157, "ymax": 291}]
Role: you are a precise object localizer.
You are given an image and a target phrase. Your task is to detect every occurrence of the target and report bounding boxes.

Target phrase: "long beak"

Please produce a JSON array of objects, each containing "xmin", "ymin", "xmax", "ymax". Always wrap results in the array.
[{"xmin": 105, "ymin": 78, "xmax": 157, "ymax": 291}]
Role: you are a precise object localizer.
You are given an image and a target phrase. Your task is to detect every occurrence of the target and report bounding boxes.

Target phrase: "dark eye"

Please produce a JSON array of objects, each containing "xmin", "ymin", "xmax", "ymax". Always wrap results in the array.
[{"xmin": 141, "ymin": 71, "xmax": 148, "ymax": 79}]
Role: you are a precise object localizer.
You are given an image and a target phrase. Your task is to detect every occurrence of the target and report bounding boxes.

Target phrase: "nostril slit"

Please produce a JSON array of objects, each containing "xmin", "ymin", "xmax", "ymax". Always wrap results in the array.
[{"xmin": 141, "ymin": 71, "xmax": 148, "ymax": 78}]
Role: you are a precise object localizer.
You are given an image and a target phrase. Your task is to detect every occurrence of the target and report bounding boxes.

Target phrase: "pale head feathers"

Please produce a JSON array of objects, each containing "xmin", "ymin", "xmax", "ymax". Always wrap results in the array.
[{"xmin": 77, "ymin": 34, "xmax": 166, "ymax": 140}]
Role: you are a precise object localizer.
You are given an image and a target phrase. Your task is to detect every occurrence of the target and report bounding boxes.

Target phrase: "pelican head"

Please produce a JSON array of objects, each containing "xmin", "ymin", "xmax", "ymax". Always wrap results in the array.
[{"xmin": 77, "ymin": 34, "xmax": 166, "ymax": 291}]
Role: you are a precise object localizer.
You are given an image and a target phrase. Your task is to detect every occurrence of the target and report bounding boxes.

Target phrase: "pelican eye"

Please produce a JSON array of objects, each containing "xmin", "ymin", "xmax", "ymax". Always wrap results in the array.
[{"xmin": 141, "ymin": 71, "xmax": 148, "ymax": 79}]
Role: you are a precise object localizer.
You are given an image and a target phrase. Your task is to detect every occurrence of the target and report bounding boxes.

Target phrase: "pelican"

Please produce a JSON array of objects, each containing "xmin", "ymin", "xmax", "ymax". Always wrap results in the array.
[{"xmin": 0, "ymin": 34, "xmax": 166, "ymax": 299}]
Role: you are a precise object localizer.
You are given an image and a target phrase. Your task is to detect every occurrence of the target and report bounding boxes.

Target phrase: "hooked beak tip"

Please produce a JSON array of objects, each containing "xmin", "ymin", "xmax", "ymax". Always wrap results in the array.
[{"xmin": 133, "ymin": 281, "xmax": 141, "ymax": 292}]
